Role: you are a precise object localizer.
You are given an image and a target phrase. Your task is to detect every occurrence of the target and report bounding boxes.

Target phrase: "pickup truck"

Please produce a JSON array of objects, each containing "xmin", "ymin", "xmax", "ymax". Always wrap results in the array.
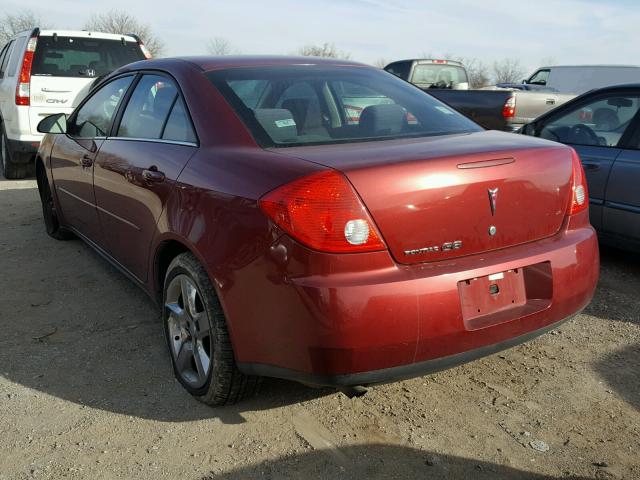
[{"xmin": 384, "ymin": 59, "xmax": 574, "ymax": 131}]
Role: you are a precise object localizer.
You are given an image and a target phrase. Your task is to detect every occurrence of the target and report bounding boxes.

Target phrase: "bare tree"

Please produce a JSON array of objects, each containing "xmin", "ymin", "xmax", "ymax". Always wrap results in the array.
[
  {"xmin": 0, "ymin": 11, "xmax": 45, "ymax": 45},
  {"xmin": 206, "ymin": 37, "xmax": 238, "ymax": 56},
  {"xmin": 373, "ymin": 57, "xmax": 388, "ymax": 68},
  {"xmin": 298, "ymin": 43, "xmax": 351, "ymax": 59},
  {"xmin": 458, "ymin": 57, "xmax": 490, "ymax": 88},
  {"xmin": 493, "ymin": 58, "xmax": 526, "ymax": 84},
  {"xmin": 84, "ymin": 10, "xmax": 164, "ymax": 57}
]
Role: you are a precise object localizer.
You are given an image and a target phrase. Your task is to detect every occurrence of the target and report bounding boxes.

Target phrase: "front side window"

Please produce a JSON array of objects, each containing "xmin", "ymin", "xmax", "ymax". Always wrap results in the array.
[
  {"xmin": 540, "ymin": 94, "xmax": 640, "ymax": 147},
  {"xmin": 70, "ymin": 75, "xmax": 133, "ymax": 138},
  {"xmin": 208, "ymin": 66, "xmax": 481, "ymax": 148},
  {"xmin": 528, "ymin": 69, "xmax": 550, "ymax": 85},
  {"xmin": 31, "ymin": 36, "xmax": 145, "ymax": 78}
]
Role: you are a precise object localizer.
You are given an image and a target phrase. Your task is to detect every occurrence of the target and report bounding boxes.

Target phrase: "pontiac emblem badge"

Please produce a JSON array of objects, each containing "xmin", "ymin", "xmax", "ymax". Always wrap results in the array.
[{"xmin": 488, "ymin": 188, "xmax": 499, "ymax": 216}]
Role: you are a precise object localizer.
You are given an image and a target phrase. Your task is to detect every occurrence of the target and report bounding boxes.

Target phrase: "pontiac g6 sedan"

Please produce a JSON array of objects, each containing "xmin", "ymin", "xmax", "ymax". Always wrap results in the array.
[{"xmin": 35, "ymin": 56, "xmax": 599, "ymax": 405}]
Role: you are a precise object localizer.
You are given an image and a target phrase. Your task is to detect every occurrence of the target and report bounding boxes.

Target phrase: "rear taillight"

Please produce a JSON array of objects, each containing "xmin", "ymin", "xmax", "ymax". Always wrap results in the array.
[
  {"xmin": 568, "ymin": 148, "xmax": 588, "ymax": 215},
  {"xmin": 15, "ymin": 35, "xmax": 37, "ymax": 106},
  {"xmin": 258, "ymin": 170, "xmax": 386, "ymax": 253},
  {"xmin": 139, "ymin": 41, "xmax": 152, "ymax": 59},
  {"xmin": 502, "ymin": 95, "xmax": 516, "ymax": 119}
]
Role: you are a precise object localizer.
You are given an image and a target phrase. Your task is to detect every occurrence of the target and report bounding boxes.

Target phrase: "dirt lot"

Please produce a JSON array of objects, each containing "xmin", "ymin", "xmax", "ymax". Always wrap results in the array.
[{"xmin": 0, "ymin": 176, "xmax": 638, "ymax": 480}]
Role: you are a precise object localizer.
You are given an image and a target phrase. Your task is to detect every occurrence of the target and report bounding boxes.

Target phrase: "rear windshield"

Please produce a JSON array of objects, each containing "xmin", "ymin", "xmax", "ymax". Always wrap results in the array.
[
  {"xmin": 410, "ymin": 64, "xmax": 469, "ymax": 89},
  {"xmin": 32, "ymin": 36, "xmax": 145, "ymax": 78},
  {"xmin": 207, "ymin": 66, "xmax": 481, "ymax": 148}
]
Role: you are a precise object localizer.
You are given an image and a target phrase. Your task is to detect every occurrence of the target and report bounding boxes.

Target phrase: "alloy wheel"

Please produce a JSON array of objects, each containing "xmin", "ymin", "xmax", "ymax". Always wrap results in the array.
[{"xmin": 165, "ymin": 274, "xmax": 212, "ymax": 388}]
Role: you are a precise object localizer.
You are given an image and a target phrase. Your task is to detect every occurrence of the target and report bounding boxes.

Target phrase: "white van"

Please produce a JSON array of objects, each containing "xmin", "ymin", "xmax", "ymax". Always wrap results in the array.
[
  {"xmin": 523, "ymin": 65, "xmax": 640, "ymax": 95},
  {"xmin": 0, "ymin": 28, "xmax": 151, "ymax": 178}
]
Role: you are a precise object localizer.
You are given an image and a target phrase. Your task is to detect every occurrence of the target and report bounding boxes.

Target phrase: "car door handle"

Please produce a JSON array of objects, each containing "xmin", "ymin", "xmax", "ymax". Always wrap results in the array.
[
  {"xmin": 142, "ymin": 168, "xmax": 165, "ymax": 183},
  {"xmin": 583, "ymin": 162, "xmax": 600, "ymax": 171},
  {"xmin": 81, "ymin": 155, "xmax": 93, "ymax": 167}
]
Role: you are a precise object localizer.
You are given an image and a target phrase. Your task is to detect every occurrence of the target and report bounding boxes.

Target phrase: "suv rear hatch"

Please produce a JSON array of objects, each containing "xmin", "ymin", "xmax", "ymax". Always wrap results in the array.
[
  {"xmin": 277, "ymin": 131, "xmax": 573, "ymax": 264},
  {"xmin": 27, "ymin": 33, "xmax": 146, "ymax": 134}
]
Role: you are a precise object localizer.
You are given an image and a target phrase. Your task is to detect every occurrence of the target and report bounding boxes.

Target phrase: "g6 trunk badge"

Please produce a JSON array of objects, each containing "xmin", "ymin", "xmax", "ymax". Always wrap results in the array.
[
  {"xmin": 404, "ymin": 240, "xmax": 462, "ymax": 256},
  {"xmin": 488, "ymin": 188, "xmax": 499, "ymax": 216}
]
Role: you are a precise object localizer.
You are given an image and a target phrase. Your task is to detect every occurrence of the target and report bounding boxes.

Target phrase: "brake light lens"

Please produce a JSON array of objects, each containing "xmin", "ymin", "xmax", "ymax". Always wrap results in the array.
[
  {"xmin": 139, "ymin": 41, "xmax": 152, "ymax": 59},
  {"xmin": 258, "ymin": 170, "xmax": 386, "ymax": 253},
  {"xmin": 15, "ymin": 35, "xmax": 37, "ymax": 106},
  {"xmin": 568, "ymin": 148, "xmax": 588, "ymax": 215},
  {"xmin": 502, "ymin": 95, "xmax": 516, "ymax": 119}
]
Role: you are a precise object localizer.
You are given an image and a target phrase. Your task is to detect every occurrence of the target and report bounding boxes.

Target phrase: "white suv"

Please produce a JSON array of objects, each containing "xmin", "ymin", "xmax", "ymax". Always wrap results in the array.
[{"xmin": 0, "ymin": 28, "xmax": 151, "ymax": 178}]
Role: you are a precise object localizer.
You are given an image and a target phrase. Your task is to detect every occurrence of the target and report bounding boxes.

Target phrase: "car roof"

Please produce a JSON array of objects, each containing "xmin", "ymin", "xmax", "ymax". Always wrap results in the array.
[{"xmin": 163, "ymin": 55, "xmax": 369, "ymax": 72}]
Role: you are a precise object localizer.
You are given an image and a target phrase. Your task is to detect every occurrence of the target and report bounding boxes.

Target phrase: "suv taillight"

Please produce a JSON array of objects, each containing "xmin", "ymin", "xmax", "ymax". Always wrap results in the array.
[
  {"xmin": 139, "ymin": 41, "xmax": 152, "ymax": 59},
  {"xmin": 15, "ymin": 35, "xmax": 37, "ymax": 106},
  {"xmin": 258, "ymin": 170, "xmax": 386, "ymax": 253},
  {"xmin": 502, "ymin": 95, "xmax": 516, "ymax": 119},
  {"xmin": 568, "ymin": 148, "xmax": 588, "ymax": 215}
]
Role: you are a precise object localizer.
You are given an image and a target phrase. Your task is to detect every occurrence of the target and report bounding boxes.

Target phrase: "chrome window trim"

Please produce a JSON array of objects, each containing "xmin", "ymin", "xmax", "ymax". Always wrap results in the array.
[{"xmin": 106, "ymin": 136, "xmax": 198, "ymax": 147}]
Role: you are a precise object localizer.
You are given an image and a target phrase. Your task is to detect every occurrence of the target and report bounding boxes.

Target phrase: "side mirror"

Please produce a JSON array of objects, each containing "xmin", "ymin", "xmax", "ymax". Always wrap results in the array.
[
  {"xmin": 37, "ymin": 113, "xmax": 67, "ymax": 134},
  {"xmin": 522, "ymin": 79, "xmax": 528, "ymax": 84}
]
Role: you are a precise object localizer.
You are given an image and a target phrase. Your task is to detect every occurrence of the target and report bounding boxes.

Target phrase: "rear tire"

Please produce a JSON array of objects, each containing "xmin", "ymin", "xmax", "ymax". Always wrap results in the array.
[
  {"xmin": 36, "ymin": 163, "xmax": 74, "ymax": 240},
  {"xmin": 163, "ymin": 252, "xmax": 260, "ymax": 406},
  {"xmin": 1, "ymin": 124, "xmax": 28, "ymax": 180}
]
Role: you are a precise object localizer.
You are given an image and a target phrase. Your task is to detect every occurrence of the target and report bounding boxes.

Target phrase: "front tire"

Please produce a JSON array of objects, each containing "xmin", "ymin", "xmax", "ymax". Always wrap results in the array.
[
  {"xmin": 1, "ymin": 125, "xmax": 28, "ymax": 180},
  {"xmin": 163, "ymin": 252, "xmax": 259, "ymax": 406}
]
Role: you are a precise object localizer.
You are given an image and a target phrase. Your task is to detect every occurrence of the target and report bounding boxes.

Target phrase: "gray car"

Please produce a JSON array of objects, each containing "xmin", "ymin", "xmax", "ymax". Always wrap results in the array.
[{"xmin": 521, "ymin": 84, "xmax": 640, "ymax": 251}]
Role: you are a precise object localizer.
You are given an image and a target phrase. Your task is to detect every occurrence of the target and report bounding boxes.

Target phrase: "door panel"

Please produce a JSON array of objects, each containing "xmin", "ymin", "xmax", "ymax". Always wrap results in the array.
[
  {"xmin": 572, "ymin": 145, "xmax": 621, "ymax": 231},
  {"xmin": 50, "ymin": 136, "xmax": 103, "ymax": 241},
  {"xmin": 603, "ymin": 149, "xmax": 640, "ymax": 240},
  {"xmin": 93, "ymin": 140, "xmax": 195, "ymax": 281}
]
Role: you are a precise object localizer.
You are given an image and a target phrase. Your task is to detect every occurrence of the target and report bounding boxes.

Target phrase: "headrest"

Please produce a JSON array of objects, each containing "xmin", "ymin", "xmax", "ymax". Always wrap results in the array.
[
  {"xmin": 359, "ymin": 104, "xmax": 406, "ymax": 136},
  {"xmin": 254, "ymin": 108, "xmax": 298, "ymax": 143}
]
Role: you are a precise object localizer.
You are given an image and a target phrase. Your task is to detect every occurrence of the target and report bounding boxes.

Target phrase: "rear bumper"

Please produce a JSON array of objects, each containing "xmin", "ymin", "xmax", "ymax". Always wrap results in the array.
[
  {"xmin": 239, "ymin": 314, "xmax": 575, "ymax": 387},
  {"xmin": 224, "ymin": 211, "xmax": 599, "ymax": 385}
]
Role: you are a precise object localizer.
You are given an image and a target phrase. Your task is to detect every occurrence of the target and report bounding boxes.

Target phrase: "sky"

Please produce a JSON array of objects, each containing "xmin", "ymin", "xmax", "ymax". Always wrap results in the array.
[{"xmin": 3, "ymin": 0, "xmax": 639, "ymax": 73}]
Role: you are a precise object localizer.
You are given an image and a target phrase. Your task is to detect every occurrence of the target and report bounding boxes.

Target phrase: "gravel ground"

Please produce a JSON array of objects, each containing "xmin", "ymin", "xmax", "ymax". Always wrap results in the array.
[{"xmin": 0, "ymin": 177, "xmax": 638, "ymax": 480}]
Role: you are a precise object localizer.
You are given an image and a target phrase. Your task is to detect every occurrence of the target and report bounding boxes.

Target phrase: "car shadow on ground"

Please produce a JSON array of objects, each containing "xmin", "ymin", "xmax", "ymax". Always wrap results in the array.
[
  {"xmin": 583, "ymin": 245, "xmax": 640, "ymax": 325},
  {"xmin": 592, "ymin": 342, "xmax": 640, "ymax": 412},
  {"xmin": 199, "ymin": 444, "xmax": 593, "ymax": 479},
  {"xmin": 0, "ymin": 184, "xmax": 332, "ymax": 424}
]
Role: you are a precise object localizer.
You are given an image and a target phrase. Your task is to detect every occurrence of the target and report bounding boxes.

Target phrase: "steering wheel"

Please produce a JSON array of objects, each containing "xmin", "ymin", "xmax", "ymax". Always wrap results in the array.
[{"xmin": 569, "ymin": 124, "xmax": 600, "ymax": 146}]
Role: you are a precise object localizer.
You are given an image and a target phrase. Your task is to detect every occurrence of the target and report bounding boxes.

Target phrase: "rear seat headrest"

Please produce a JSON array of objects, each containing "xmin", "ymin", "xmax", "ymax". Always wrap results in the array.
[
  {"xmin": 254, "ymin": 108, "xmax": 298, "ymax": 143},
  {"xmin": 359, "ymin": 104, "xmax": 407, "ymax": 136}
]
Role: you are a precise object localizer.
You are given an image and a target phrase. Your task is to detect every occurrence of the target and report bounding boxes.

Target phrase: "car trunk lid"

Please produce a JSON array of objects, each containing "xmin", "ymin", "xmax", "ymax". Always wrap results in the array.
[{"xmin": 275, "ymin": 131, "xmax": 572, "ymax": 264}]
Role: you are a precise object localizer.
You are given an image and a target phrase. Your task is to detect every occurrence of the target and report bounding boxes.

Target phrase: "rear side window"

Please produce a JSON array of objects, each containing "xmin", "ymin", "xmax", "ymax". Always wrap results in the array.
[
  {"xmin": 162, "ymin": 98, "xmax": 197, "ymax": 143},
  {"xmin": 384, "ymin": 61, "xmax": 411, "ymax": 80},
  {"xmin": 70, "ymin": 75, "xmax": 133, "ymax": 138},
  {"xmin": 0, "ymin": 40, "xmax": 14, "ymax": 78},
  {"xmin": 31, "ymin": 36, "xmax": 145, "ymax": 78},
  {"xmin": 7, "ymin": 36, "xmax": 26, "ymax": 77}
]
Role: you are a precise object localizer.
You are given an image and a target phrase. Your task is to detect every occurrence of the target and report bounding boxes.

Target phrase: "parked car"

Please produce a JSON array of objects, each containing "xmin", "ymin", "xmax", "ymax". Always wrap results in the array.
[
  {"xmin": 384, "ymin": 59, "xmax": 470, "ymax": 90},
  {"xmin": 500, "ymin": 65, "xmax": 640, "ymax": 94},
  {"xmin": 0, "ymin": 28, "xmax": 151, "ymax": 179},
  {"xmin": 384, "ymin": 59, "xmax": 574, "ymax": 131},
  {"xmin": 35, "ymin": 56, "xmax": 599, "ymax": 405},
  {"xmin": 520, "ymin": 84, "xmax": 640, "ymax": 252}
]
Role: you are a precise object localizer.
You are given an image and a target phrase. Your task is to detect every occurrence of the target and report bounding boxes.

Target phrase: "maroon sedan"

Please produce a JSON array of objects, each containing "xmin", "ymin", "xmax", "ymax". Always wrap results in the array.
[{"xmin": 35, "ymin": 56, "xmax": 599, "ymax": 405}]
